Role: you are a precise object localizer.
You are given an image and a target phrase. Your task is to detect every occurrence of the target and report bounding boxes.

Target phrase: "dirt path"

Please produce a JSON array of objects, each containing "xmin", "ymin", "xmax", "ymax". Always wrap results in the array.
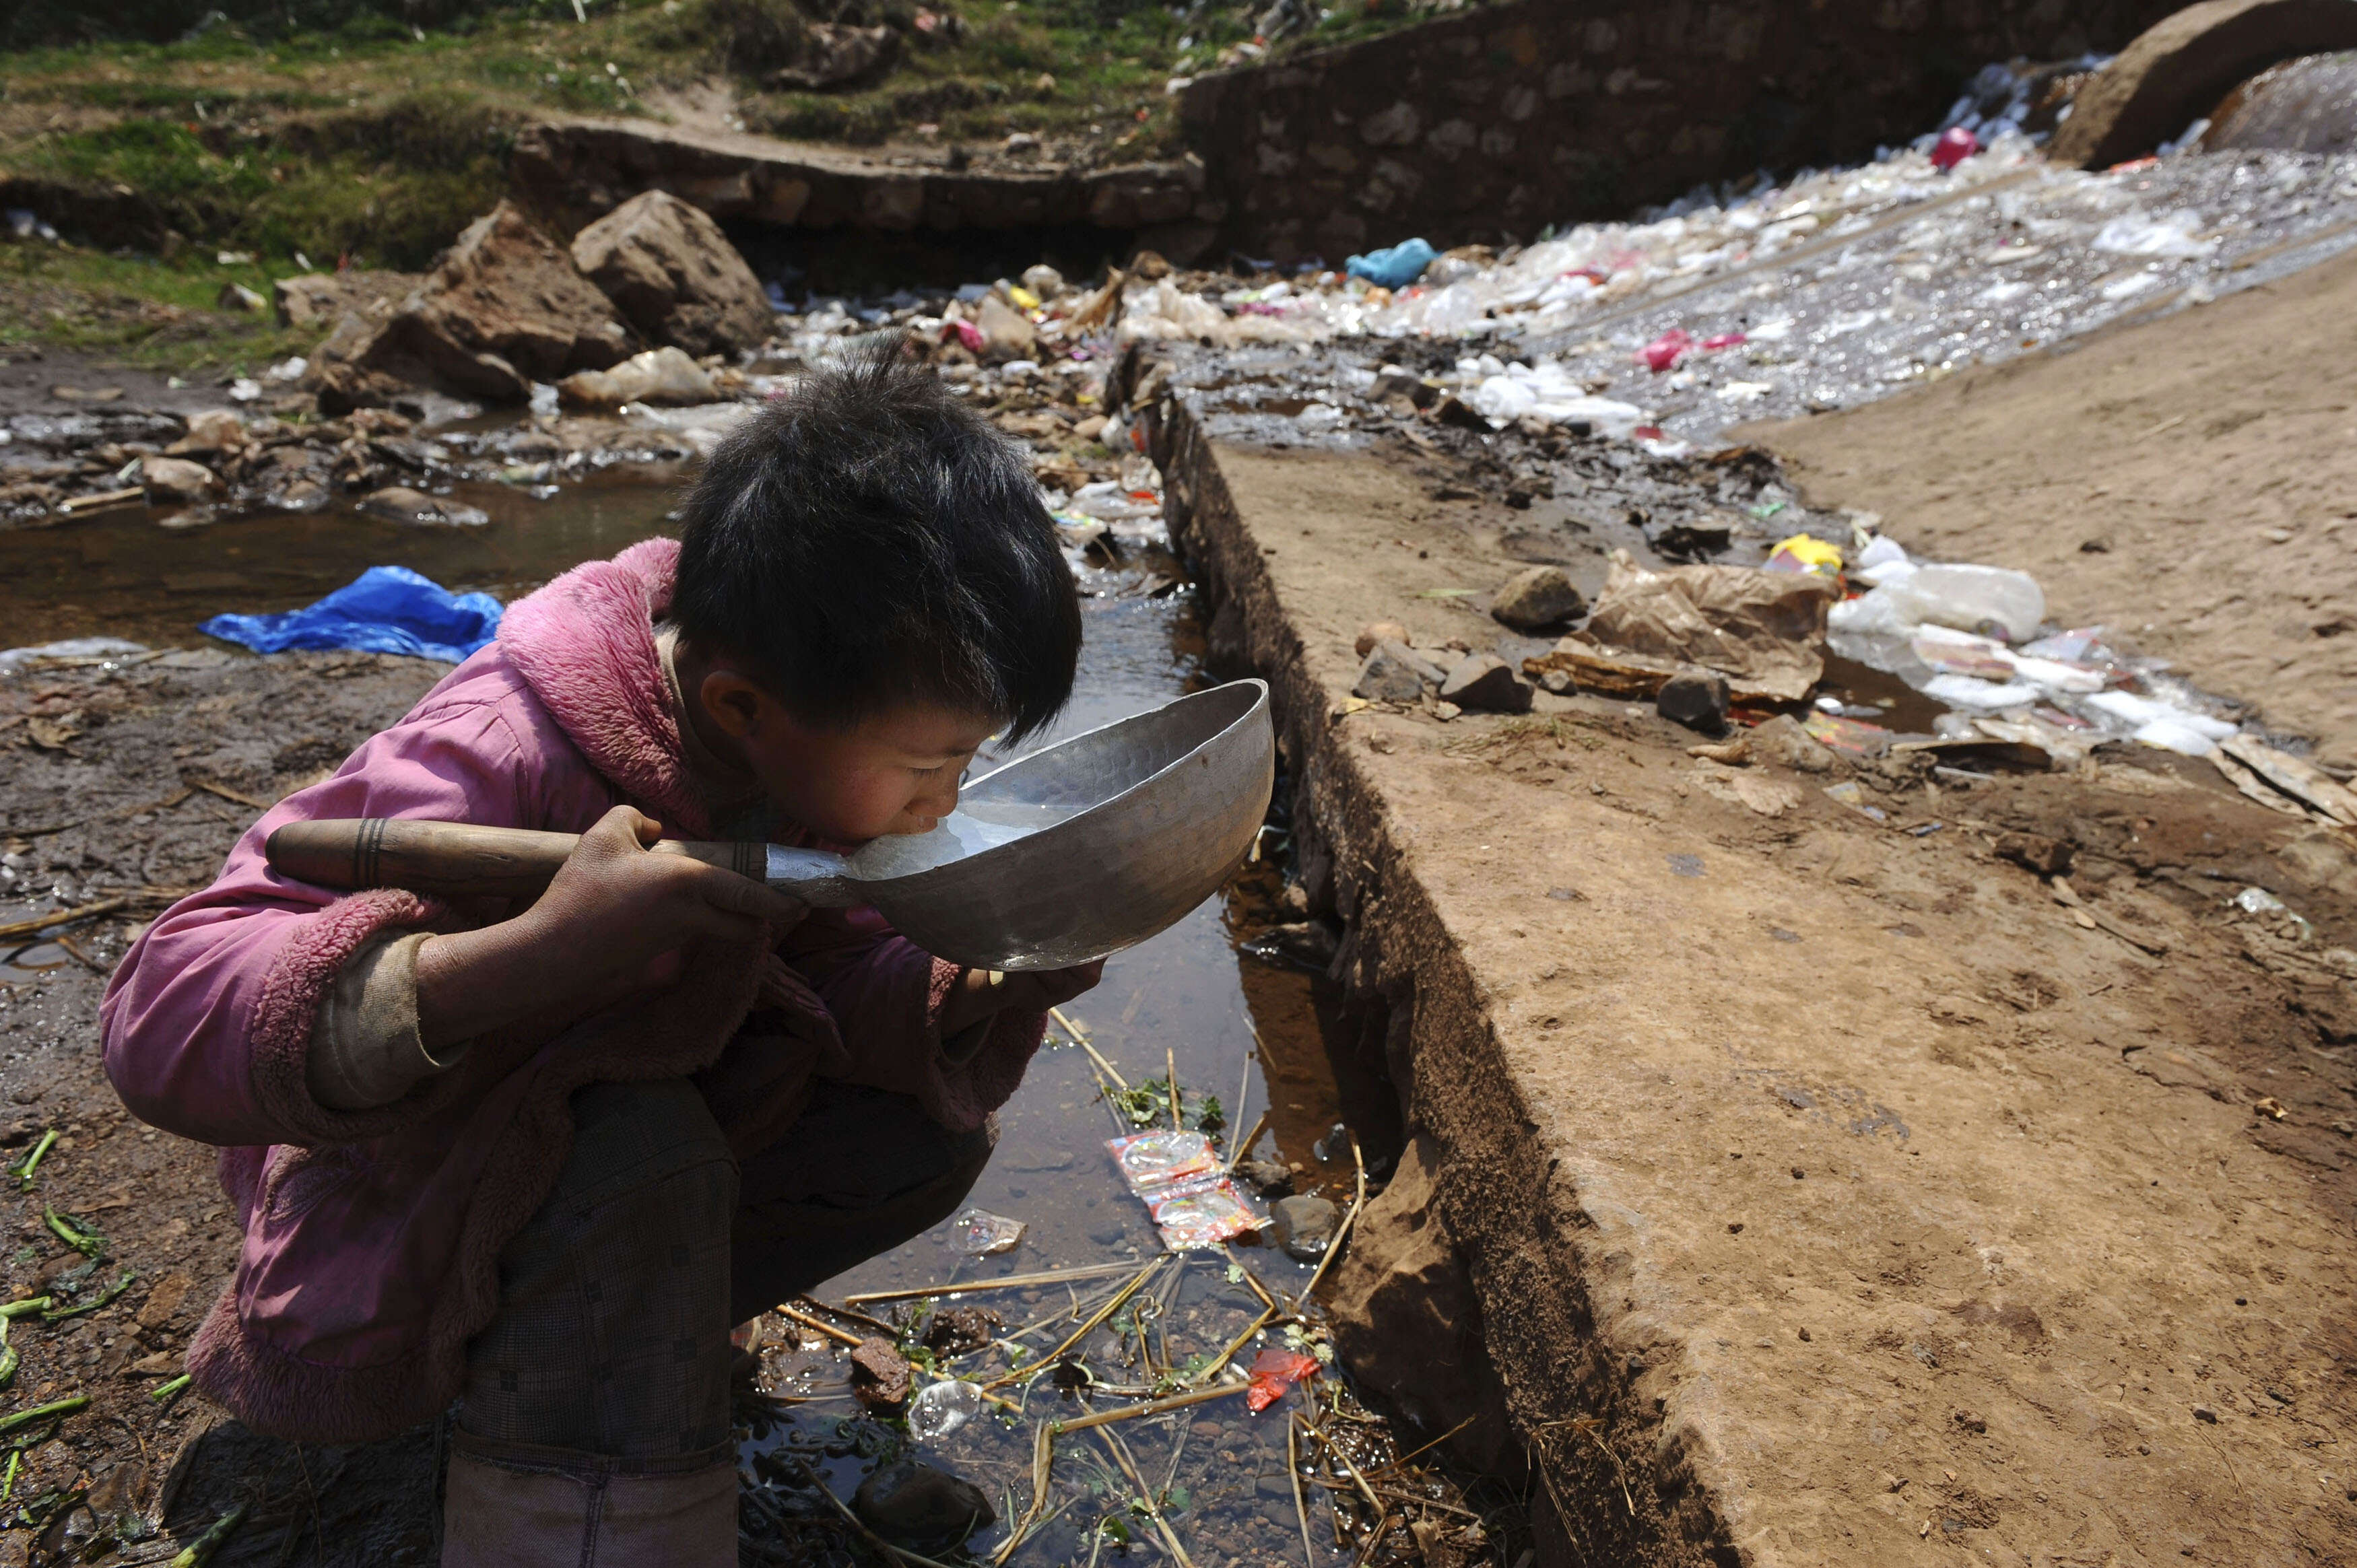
[
  {"xmin": 1742, "ymin": 244, "xmax": 2357, "ymax": 770},
  {"xmin": 1151, "ymin": 404, "xmax": 2357, "ymax": 1564}
]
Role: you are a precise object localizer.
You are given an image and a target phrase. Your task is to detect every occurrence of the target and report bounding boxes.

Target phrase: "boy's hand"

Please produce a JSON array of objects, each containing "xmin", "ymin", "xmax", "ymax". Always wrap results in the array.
[
  {"xmin": 524, "ymin": 807, "xmax": 810, "ymax": 985},
  {"xmin": 416, "ymin": 807, "xmax": 807, "ymax": 1049},
  {"xmin": 937, "ymin": 959, "xmax": 1105, "ymax": 1039}
]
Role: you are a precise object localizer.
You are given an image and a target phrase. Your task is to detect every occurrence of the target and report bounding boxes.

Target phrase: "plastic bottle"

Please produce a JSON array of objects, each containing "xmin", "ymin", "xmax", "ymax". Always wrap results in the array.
[{"xmin": 1882, "ymin": 564, "xmax": 2045, "ymax": 642}]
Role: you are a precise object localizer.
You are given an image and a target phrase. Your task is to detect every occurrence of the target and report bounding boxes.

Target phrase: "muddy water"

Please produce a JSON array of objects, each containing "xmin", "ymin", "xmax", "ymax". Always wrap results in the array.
[{"xmin": 8, "ymin": 471, "xmax": 1376, "ymax": 1562}]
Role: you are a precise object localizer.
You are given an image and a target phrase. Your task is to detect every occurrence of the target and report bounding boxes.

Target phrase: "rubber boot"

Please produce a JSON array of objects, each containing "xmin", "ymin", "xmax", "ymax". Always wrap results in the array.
[{"xmin": 440, "ymin": 1433, "xmax": 737, "ymax": 1568}]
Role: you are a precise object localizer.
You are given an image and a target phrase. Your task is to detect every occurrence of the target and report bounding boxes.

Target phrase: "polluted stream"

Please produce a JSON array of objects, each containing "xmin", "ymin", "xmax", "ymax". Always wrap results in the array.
[{"xmin": 0, "ymin": 471, "xmax": 1500, "ymax": 1565}]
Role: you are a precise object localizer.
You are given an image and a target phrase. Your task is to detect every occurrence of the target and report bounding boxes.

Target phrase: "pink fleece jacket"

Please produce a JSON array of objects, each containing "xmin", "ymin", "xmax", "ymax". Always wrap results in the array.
[{"xmin": 100, "ymin": 538, "xmax": 1042, "ymax": 1443}]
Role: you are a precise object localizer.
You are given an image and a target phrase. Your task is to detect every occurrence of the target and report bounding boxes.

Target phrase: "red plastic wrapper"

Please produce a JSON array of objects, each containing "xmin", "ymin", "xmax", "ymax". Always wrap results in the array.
[
  {"xmin": 1931, "ymin": 125, "xmax": 1979, "ymax": 172},
  {"xmin": 1246, "ymin": 1348, "xmax": 1322, "ymax": 1412},
  {"xmin": 1639, "ymin": 329, "xmax": 1694, "ymax": 372},
  {"xmin": 1700, "ymin": 331, "xmax": 1748, "ymax": 351}
]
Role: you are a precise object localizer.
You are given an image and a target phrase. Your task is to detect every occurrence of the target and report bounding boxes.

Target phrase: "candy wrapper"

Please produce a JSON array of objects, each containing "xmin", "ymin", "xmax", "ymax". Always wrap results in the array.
[
  {"xmin": 1106, "ymin": 1130, "xmax": 1220, "ymax": 1194},
  {"xmin": 1145, "ymin": 1178, "xmax": 1261, "ymax": 1250},
  {"xmin": 1245, "ymin": 1347, "xmax": 1321, "ymax": 1412}
]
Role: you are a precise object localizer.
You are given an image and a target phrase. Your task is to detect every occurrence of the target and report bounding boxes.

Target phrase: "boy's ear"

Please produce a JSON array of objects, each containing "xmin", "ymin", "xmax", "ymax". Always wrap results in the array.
[{"xmin": 697, "ymin": 669, "xmax": 769, "ymax": 739}]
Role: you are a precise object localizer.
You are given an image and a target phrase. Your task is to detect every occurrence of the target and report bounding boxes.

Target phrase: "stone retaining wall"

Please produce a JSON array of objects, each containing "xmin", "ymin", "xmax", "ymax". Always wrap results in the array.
[{"xmin": 1178, "ymin": 0, "xmax": 2185, "ymax": 264}]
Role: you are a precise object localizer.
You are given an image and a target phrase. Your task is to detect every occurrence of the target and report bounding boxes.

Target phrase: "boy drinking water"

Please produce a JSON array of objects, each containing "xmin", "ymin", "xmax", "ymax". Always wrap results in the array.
[{"xmin": 102, "ymin": 353, "xmax": 1102, "ymax": 1564}]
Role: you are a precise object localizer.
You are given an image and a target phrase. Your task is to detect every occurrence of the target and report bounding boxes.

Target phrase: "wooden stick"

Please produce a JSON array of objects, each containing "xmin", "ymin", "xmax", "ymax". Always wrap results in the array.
[
  {"xmin": 1288, "ymin": 1419, "xmax": 1317, "ymax": 1568},
  {"xmin": 1051, "ymin": 1006, "xmax": 1130, "ymax": 1091},
  {"xmin": 983, "ymin": 1259, "xmax": 1160, "ymax": 1391},
  {"xmin": 989, "ymin": 1420, "xmax": 1057, "ymax": 1568},
  {"xmin": 1304, "ymin": 1417, "xmax": 1385, "ymax": 1515},
  {"xmin": 1366, "ymin": 1414, "xmax": 1476, "ymax": 1476},
  {"xmin": 1167, "ymin": 1046, "xmax": 1182, "ymax": 1132},
  {"xmin": 1227, "ymin": 1111, "xmax": 1270, "ymax": 1171},
  {"xmin": 1092, "ymin": 1426, "xmax": 1194, "ymax": 1568},
  {"xmin": 1231, "ymin": 1030, "xmax": 1258, "ymax": 1156},
  {"xmin": 1295, "ymin": 1133, "xmax": 1368, "ymax": 1307},
  {"xmin": 1051, "ymin": 1382, "xmax": 1247, "ymax": 1434},
  {"xmin": 844, "ymin": 1260, "xmax": 1141, "ymax": 1307},
  {"xmin": 1194, "ymin": 1305, "xmax": 1275, "ymax": 1388},
  {"xmin": 795, "ymin": 1296, "xmax": 900, "ymax": 1337},
  {"xmin": 773, "ymin": 1302, "xmax": 862, "ymax": 1349},
  {"xmin": 0, "ymin": 899, "xmax": 128, "ymax": 944}
]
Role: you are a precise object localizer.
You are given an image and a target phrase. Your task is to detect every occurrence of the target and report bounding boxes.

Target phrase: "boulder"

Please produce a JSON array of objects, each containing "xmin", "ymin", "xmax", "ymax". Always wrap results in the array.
[
  {"xmin": 771, "ymin": 22, "xmax": 900, "ymax": 90},
  {"xmin": 1354, "ymin": 619, "xmax": 1409, "ymax": 658},
  {"xmin": 273, "ymin": 270, "xmax": 418, "ymax": 330},
  {"xmin": 1440, "ymin": 653, "xmax": 1534, "ymax": 714},
  {"xmin": 556, "ymin": 346, "xmax": 719, "ymax": 409},
  {"xmin": 139, "ymin": 455, "xmax": 221, "ymax": 505},
  {"xmin": 315, "ymin": 202, "xmax": 636, "ymax": 412},
  {"xmin": 849, "ymin": 1336, "xmax": 914, "ymax": 1414},
  {"xmin": 1271, "ymin": 1193, "xmax": 1340, "ymax": 1262},
  {"xmin": 853, "ymin": 1460, "xmax": 994, "ymax": 1548},
  {"xmin": 356, "ymin": 486, "xmax": 490, "ymax": 527},
  {"xmin": 570, "ymin": 190, "xmax": 772, "ymax": 357},
  {"xmin": 2048, "ymin": 0, "xmax": 2357, "ymax": 168},
  {"xmin": 1655, "ymin": 670, "xmax": 1730, "ymax": 732},
  {"xmin": 1489, "ymin": 565, "xmax": 1585, "ymax": 632},
  {"xmin": 1326, "ymin": 1135, "xmax": 1523, "ymax": 1478},
  {"xmin": 1353, "ymin": 639, "xmax": 1445, "ymax": 703}
]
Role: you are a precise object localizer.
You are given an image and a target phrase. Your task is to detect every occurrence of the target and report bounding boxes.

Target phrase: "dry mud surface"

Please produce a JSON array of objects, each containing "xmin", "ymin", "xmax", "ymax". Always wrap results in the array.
[
  {"xmin": 1150, "ymin": 414, "xmax": 2357, "ymax": 1565},
  {"xmin": 1746, "ymin": 242, "xmax": 2357, "ymax": 769}
]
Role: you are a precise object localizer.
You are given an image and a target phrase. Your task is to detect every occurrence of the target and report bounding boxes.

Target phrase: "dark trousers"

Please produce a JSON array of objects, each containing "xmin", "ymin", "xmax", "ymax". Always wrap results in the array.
[{"xmin": 453, "ymin": 1077, "xmax": 994, "ymax": 1466}]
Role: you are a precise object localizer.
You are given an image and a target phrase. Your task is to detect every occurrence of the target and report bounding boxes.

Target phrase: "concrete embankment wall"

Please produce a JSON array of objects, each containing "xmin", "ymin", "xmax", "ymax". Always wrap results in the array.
[{"xmin": 1178, "ymin": 0, "xmax": 2183, "ymax": 263}]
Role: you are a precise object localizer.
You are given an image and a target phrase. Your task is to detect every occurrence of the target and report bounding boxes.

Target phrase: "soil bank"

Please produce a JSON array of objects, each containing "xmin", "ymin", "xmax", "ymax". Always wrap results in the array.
[
  {"xmin": 1141, "ymin": 391, "xmax": 2357, "ymax": 1564},
  {"xmin": 1742, "ymin": 242, "xmax": 2357, "ymax": 770}
]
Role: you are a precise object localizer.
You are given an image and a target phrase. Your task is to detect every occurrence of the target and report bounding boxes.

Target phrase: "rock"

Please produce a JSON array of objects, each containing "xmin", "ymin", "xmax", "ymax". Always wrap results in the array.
[
  {"xmin": 1749, "ymin": 712, "xmax": 1836, "ymax": 773},
  {"xmin": 850, "ymin": 1336, "xmax": 915, "ymax": 1414},
  {"xmin": 135, "ymin": 1272, "xmax": 193, "ymax": 1331},
  {"xmin": 356, "ymin": 486, "xmax": 490, "ymax": 527},
  {"xmin": 315, "ymin": 201, "xmax": 635, "ymax": 412},
  {"xmin": 1234, "ymin": 1159, "xmax": 1295, "ymax": 1199},
  {"xmin": 1490, "ymin": 566, "xmax": 1586, "ymax": 633},
  {"xmin": 1326, "ymin": 1135, "xmax": 1523, "ymax": 1478},
  {"xmin": 216, "ymin": 281, "xmax": 266, "ymax": 312},
  {"xmin": 1354, "ymin": 619, "xmax": 1409, "ymax": 658},
  {"xmin": 1440, "ymin": 653, "xmax": 1534, "ymax": 714},
  {"xmin": 1432, "ymin": 394, "xmax": 1490, "ymax": 432},
  {"xmin": 2048, "ymin": 0, "xmax": 2357, "ymax": 168},
  {"xmin": 1995, "ymin": 831, "xmax": 2073, "ymax": 876},
  {"xmin": 556, "ymin": 345, "xmax": 719, "ymax": 409},
  {"xmin": 1656, "ymin": 671, "xmax": 1730, "ymax": 732},
  {"xmin": 139, "ymin": 455, "xmax": 221, "ymax": 505},
  {"xmin": 1353, "ymin": 639, "xmax": 1443, "ymax": 703},
  {"xmin": 853, "ymin": 1459, "xmax": 995, "ymax": 1547},
  {"xmin": 920, "ymin": 1305, "xmax": 1003, "ymax": 1357},
  {"xmin": 167, "ymin": 409, "xmax": 246, "ymax": 454},
  {"xmin": 974, "ymin": 294, "xmax": 1037, "ymax": 361},
  {"xmin": 274, "ymin": 269, "xmax": 417, "ymax": 329},
  {"xmin": 1020, "ymin": 263, "xmax": 1066, "ymax": 298},
  {"xmin": 772, "ymin": 22, "xmax": 901, "ymax": 90},
  {"xmin": 569, "ymin": 190, "xmax": 772, "ymax": 357},
  {"xmin": 1271, "ymin": 1194, "xmax": 1340, "ymax": 1262}
]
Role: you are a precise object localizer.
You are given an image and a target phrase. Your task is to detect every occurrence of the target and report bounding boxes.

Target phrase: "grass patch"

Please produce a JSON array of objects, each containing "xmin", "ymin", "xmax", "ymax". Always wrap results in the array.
[{"xmin": 0, "ymin": 240, "xmax": 318, "ymax": 375}]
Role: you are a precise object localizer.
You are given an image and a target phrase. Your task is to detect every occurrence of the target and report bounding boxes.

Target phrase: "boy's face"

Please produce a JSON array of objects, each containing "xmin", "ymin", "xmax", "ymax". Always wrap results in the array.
[{"xmin": 701, "ymin": 670, "xmax": 1000, "ymax": 841}]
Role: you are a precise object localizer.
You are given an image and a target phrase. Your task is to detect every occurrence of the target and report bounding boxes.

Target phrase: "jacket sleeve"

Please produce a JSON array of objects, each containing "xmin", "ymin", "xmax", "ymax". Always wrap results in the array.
[
  {"xmin": 776, "ymin": 906, "xmax": 1043, "ymax": 1134},
  {"xmin": 100, "ymin": 697, "xmax": 541, "ymax": 1150}
]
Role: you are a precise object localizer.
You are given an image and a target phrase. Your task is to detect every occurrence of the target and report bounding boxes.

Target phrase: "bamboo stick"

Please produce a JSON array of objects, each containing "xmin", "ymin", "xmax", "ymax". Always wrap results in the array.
[
  {"xmin": 989, "ymin": 1419, "xmax": 1057, "ymax": 1567},
  {"xmin": 1288, "ymin": 1419, "xmax": 1317, "ymax": 1568},
  {"xmin": 1167, "ymin": 1046, "xmax": 1181, "ymax": 1132},
  {"xmin": 1092, "ymin": 1425, "xmax": 1193, "ymax": 1568},
  {"xmin": 983, "ymin": 1259, "xmax": 1160, "ymax": 1392},
  {"xmin": 844, "ymin": 1260, "xmax": 1139, "ymax": 1306},
  {"xmin": 1051, "ymin": 1006, "xmax": 1131, "ymax": 1092},
  {"xmin": 1295, "ymin": 1133, "xmax": 1367, "ymax": 1307},
  {"xmin": 1050, "ymin": 1382, "xmax": 1247, "ymax": 1434},
  {"xmin": 0, "ymin": 899, "xmax": 127, "ymax": 944},
  {"xmin": 773, "ymin": 1302, "xmax": 862, "ymax": 1349}
]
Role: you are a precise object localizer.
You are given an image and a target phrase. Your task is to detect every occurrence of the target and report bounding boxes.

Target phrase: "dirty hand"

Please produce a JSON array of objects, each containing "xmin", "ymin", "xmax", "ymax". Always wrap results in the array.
[
  {"xmin": 415, "ymin": 807, "xmax": 807, "ymax": 1049},
  {"xmin": 937, "ymin": 959, "xmax": 1106, "ymax": 1039}
]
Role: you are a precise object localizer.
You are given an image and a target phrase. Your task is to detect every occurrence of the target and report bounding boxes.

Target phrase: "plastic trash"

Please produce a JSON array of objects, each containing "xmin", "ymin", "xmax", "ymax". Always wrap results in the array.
[
  {"xmin": 1931, "ymin": 126, "xmax": 1979, "ymax": 171},
  {"xmin": 1146, "ymin": 1178, "xmax": 1261, "ymax": 1249},
  {"xmin": 1244, "ymin": 1347, "xmax": 1321, "ymax": 1413},
  {"xmin": 908, "ymin": 1378, "xmax": 985, "ymax": 1442},
  {"xmin": 1640, "ymin": 329, "xmax": 1694, "ymax": 372},
  {"xmin": 201, "ymin": 566, "xmax": 502, "ymax": 663},
  {"xmin": 947, "ymin": 1206, "xmax": 1026, "ymax": 1256},
  {"xmin": 2091, "ymin": 209, "xmax": 2216, "ymax": 261},
  {"xmin": 1343, "ymin": 238, "xmax": 1436, "ymax": 289},
  {"xmin": 1764, "ymin": 533, "xmax": 1843, "ymax": 576},
  {"xmin": 1107, "ymin": 1130, "xmax": 1219, "ymax": 1193},
  {"xmin": 1881, "ymin": 564, "xmax": 2045, "ymax": 643}
]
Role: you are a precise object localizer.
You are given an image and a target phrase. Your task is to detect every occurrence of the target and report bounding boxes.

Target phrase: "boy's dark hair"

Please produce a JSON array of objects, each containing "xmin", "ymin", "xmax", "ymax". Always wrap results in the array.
[{"xmin": 673, "ymin": 347, "xmax": 1081, "ymax": 743}]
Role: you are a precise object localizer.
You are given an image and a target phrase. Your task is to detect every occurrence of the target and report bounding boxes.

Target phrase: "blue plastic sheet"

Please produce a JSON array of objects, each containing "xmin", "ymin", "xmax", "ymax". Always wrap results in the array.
[
  {"xmin": 201, "ymin": 566, "xmax": 502, "ymax": 663},
  {"xmin": 1345, "ymin": 237, "xmax": 1436, "ymax": 289}
]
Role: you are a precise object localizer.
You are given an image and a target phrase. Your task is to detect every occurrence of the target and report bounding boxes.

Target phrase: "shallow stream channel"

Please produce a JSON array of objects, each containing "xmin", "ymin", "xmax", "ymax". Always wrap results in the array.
[{"xmin": 0, "ymin": 461, "xmax": 1505, "ymax": 1565}]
